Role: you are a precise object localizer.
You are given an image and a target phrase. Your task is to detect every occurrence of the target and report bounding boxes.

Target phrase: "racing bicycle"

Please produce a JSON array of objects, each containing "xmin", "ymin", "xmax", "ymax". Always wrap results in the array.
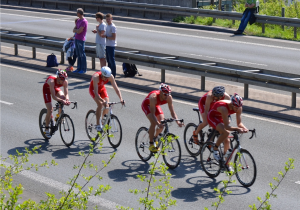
[
  {"xmin": 85, "ymin": 101, "xmax": 123, "ymax": 148},
  {"xmin": 200, "ymin": 129, "xmax": 257, "ymax": 187},
  {"xmin": 135, "ymin": 118, "xmax": 184, "ymax": 169},
  {"xmin": 39, "ymin": 101, "xmax": 77, "ymax": 147}
]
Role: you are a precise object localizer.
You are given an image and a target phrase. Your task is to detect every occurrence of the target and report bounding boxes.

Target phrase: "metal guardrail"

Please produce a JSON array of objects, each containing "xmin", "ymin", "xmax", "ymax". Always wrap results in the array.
[
  {"xmin": 1, "ymin": 29, "xmax": 299, "ymax": 108},
  {"xmin": 4, "ymin": 0, "xmax": 300, "ymax": 38}
]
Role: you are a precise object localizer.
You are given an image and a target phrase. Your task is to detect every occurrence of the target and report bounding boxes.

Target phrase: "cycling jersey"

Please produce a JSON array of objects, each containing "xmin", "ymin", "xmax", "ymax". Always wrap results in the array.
[
  {"xmin": 43, "ymin": 76, "xmax": 63, "ymax": 103},
  {"xmin": 207, "ymin": 101, "xmax": 236, "ymax": 129},
  {"xmin": 89, "ymin": 72, "xmax": 109, "ymax": 99},
  {"xmin": 141, "ymin": 90, "xmax": 167, "ymax": 116},
  {"xmin": 198, "ymin": 91, "xmax": 225, "ymax": 114}
]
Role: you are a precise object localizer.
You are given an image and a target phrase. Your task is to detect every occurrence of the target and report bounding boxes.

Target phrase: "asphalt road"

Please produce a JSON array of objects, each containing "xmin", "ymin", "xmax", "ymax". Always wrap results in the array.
[
  {"xmin": 1, "ymin": 64, "xmax": 300, "ymax": 209},
  {"xmin": 1, "ymin": 7, "xmax": 300, "ymax": 76}
]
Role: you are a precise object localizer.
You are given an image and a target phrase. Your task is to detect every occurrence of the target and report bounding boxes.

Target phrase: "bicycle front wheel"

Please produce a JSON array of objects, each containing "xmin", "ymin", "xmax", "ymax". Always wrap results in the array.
[
  {"xmin": 107, "ymin": 114, "xmax": 122, "ymax": 148},
  {"xmin": 162, "ymin": 134, "xmax": 181, "ymax": 169},
  {"xmin": 234, "ymin": 149, "xmax": 257, "ymax": 187},
  {"xmin": 85, "ymin": 110, "xmax": 99, "ymax": 141},
  {"xmin": 200, "ymin": 141, "xmax": 221, "ymax": 178},
  {"xmin": 59, "ymin": 114, "xmax": 75, "ymax": 147},
  {"xmin": 183, "ymin": 123, "xmax": 201, "ymax": 157},
  {"xmin": 135, "ymin": 127, "xmax": 152, "ymax": 162},
  {"xmin": 39, "ymin": 108, "xmax": 52, "ymax": 140}
]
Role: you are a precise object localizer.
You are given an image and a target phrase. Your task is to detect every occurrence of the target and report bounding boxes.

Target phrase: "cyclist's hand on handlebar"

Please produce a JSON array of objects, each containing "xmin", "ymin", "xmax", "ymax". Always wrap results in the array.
[
  {"xmin": 65, "ymin": 99, "xmax": 71, "ymax": 105},
  {"xmin": 176, "ymin": 121, "xmax": 184, "ymax": 127},
  {"xmin": 121, "ymin": 100, "xmax": 125, "ymax": 106}
]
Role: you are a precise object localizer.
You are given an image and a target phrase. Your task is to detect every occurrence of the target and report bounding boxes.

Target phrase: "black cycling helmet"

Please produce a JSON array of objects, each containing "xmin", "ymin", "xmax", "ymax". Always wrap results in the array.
[{"xmin": 212, "ymin": 86, "xmax": 225, "ymax": 98}]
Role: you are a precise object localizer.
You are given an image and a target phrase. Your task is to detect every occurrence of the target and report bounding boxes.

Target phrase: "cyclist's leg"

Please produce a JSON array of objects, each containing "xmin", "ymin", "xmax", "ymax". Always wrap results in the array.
[
  {"xmin": 45, "ymin": 102, "xmax": 53, "ymax": 131},
  {"xmin": 194, "ymin": 98, "xmax": 208, "ymax": 138},
  {"xmin": 99, "ymin": 88, "xmax": 109, "ymax": 121},
  {"xmin": 56, "ymin": 89, "xmax": 65, "ymax": 115},
  {"xmin": 146, "ymin": 113, "xmax": 157, "ymax": 144},
  {"xmin": 93, "ymin": 95, "xmax": 104, "ymax": 126},
  {"xmin": 102, "ymin": 97, "xmax": 109, "ymax": 118},
  {"xmin": 214, "ymin": 123, "xmax": 229, "ymax": 153},
  {"xmin": 154, "ymin": 106, "xmax": 164, "ymax": 137}
]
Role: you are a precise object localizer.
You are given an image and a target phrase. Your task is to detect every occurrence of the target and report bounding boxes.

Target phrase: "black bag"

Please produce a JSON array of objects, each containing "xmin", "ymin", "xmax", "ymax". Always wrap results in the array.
[
  {"xmin": 46, "ymin": 53, "xmax": 59, "ymax": 67},
  {"xmin": 122, "ymin": 63, "xmax": 142, "ymax": 77}
]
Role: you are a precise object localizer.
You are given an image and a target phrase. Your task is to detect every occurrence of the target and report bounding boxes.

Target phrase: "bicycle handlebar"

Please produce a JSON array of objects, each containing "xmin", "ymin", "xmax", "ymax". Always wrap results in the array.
[
  {"xmin": 71, "ymin": 101, "xmax": 77, "ymax": 109},
  {"xmin": 56, "ymin": 101, "xmax": 77, "ymax": 109},
  {"xmin": 161, "ymin": 118, "xmax": 184, "ymax": 124},
  {"xmin": 231, "ymin": 129, "xmax": 256, "ymax": 139},
  {"xmin": 108, "ymin": 100, "xmax": 125, "ymax": 107}
]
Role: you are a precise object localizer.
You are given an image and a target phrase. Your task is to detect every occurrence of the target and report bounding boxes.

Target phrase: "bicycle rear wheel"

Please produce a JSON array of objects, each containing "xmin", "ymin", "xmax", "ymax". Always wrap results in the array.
[
  {"xmin": 183, "ymin": 123, "xmax": 201, "ymax": 157},
  {"xmin": 234, "ymin": 149, "xmax": 257, "ymax": 187},
  {"xmin": 85, "ymin": 110, "xmax": 99, "ymax": 141},
  {"xmin": 107, "ymin": 114, "xmax": 122, "ymax": 148},
  {"xmin": 162, "ymin": 133, "xmax": 181, "ymax": 169},
  {"xmin": 39, "ymin": 108, "xmax": 53, "ymax": 140},
  {"xmin": 135, "ymin": 127, "xmax": 152, "ymax": 162},
  {"xmin": 200, "ymin": 141, "xmax": 221, "ymax": 178},
  {"xmin": 59, "ymin": 114, "xmax": 75, "ymax": 147}
]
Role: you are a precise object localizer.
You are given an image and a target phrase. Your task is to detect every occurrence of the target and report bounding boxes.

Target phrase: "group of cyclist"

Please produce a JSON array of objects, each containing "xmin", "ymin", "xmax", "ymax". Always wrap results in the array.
[{"xmin": 42, "ymin": 66, "xmax": 247, "ymax": 161}]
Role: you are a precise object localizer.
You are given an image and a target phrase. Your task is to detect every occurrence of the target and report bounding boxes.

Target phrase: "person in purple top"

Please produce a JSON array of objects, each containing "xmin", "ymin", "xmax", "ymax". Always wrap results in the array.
[{"xmin": 73, "ymin": 8, "xmax": 88, "ymax": 74}]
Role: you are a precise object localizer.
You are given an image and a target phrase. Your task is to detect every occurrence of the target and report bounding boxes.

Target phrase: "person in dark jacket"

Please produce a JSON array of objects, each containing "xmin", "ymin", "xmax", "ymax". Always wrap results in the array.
[{"xmin": 234, "ymin": 0, "xmax": 256, "ymax": 35}]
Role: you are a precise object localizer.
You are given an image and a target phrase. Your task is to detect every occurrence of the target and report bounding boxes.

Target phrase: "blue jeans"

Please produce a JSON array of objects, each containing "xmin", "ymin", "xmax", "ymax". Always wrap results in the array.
[
  {"xmin": 75, "ymin": 39, "xmax": 87, "ymax": 72},
  {"xmin": 106, "ymin": 46, "xmax": 116, "ymax": 78},
  {"xmin": 238, "ymin": 9, "xmax": 255, "ymax": 32}
]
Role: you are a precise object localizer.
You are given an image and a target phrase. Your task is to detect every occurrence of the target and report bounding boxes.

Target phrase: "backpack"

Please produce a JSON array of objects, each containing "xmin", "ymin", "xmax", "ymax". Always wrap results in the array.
[
  {"xmin": 46, "ymin": 53, "xmax": 59, "ymax": 67},
  {"xmin": 122, "ymin": 63, "xmax": 142, "ymax": 77}
]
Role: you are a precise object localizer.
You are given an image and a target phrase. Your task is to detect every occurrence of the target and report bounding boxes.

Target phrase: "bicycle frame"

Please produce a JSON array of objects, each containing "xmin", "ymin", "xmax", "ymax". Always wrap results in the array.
[{"xmin": 100, "ymin": 101, "xmax": 123, "ymax": 131}]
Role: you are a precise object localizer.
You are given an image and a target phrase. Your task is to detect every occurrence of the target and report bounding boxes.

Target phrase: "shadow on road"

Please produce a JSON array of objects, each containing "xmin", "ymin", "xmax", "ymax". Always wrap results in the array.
[{"xmin": 107, "ymin": 159, "xmax": 150, "ymax": 182}]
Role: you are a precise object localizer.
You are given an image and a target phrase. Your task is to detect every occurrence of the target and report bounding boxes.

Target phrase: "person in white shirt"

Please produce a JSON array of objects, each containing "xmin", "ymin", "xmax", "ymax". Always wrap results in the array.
[
  {"xmin": 92, "ymin": 12, "xmax": 107, "ymax": 68},
  {"xmin": 105, "ymin": 13, "xmax": 117, "ymax": 78}
]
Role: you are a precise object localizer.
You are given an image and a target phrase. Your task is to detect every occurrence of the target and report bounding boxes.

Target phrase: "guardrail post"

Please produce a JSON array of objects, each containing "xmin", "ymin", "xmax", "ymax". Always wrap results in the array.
[
  {"xmin": 42, "ymin": 1, "xmax": 45, "ymax": 8},
  {"xmin": 201, "ymin": 76, "xmax": 205, "ymax": 90},
  {"xmin": 61, "ymin": 52, "xmax": 64, "ymax": 64},
  {"xmin": 32, "ymin": 47, "xmax": 36, "ymax": 59},
  {"xmin": 161, "ymin": 69, "xmax": 165, "ymax": 83},
  {"xmin": 281, "ymin": 7, "xmax": 285, "ymax": 30},
  {"xmin": 30, "ymin": 0, "xmax": 32, "ymax": 6},
  {"xmin": 262, "ymin": 23, "xmax": 265, "ymax": 33},
  {"xmin": 14, "ymin": 44, "xmax": 18, "ymax": 55},
  {"xmin": 213, "ymin": 18, "xmax": 216, "ymax": 23},
  {"xmin": 18, "ymin": 0, "xmax": 20, "ymax": 5},
  {"xmin": 69, "ymin": 4, "xmax": 71, "ymax": 10},
  {"xmin": 291, "ymin": 92, "xmax": 296, "ymax": 108},
  {"xmin": 294, "ymin": 27, "xmax": 297, "ymax": 38},
  {"xmin": 55, "ymin": 2, "xmax": 58, "ymax": 9},
  {"xmin": 127, "ymin": 9, "xmax": 129, "ymax": 16},
  {"xmin": 112, "ymin": 7, "xmax": 114, "ymax": 14},
  {"xmin": 159, "ymin": 12, "xmax": 162, "ymax": 20},
  {"xmin": 244, "ymin": 84, "xmax": 249, "ymax": 99},
  {"xmin": 92, "ymin": 57, "xmax": 95, "ymax": 69},
  {"xmin": 6, "ymin": 0, "xmax": 8, "ymax": 4},
  {"xmin": 232, "ymin": 19, "xmax": 235, "ymax": 25},
  {"xmin": 143, "ymin": 11, "xmax": 146, "ymax": 18}
]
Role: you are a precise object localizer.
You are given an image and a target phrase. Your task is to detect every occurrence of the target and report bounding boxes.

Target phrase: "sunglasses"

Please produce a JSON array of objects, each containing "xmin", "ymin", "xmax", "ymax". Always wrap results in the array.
[{"xmin": 163, "ymin": 93, "xmax": 170, "ymax": 96}]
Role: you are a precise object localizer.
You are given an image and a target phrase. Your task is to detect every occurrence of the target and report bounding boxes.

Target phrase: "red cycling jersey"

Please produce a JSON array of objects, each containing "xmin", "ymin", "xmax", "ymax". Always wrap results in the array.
[
  {"xmin": 89, "ymin": 72, "xmax": 109, "ymax": 99},
  {"xmin": 43, "ymin": 76, "xmax": 63, "ymax": 103},
  {"xmin": 207, "ymin": 101, "xmax": 236, "ymax": 129},
  {"xmin": 198, "ymin": 91, "xmax": 225, "ymax": 114},
  {"xmin": 141, "ymin": 90, "xmax": 167, "ymax": 116}
]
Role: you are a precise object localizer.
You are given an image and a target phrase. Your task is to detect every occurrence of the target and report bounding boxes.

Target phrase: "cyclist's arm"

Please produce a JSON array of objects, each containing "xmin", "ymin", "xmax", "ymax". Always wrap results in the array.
[
  {"xmin": 224, "ymin": 92, "xmax": 231, "ymax": 100},
  {"xmin": 48, "ymin": 79, "xmax": 64, "ymax": 103},
  {"xmin": 220, "ymin": 107, "xmax": 241, "ymax": 132},
  {"xmin": 149, "ymin": 94, "xmax": 159, "ymax": 125},
  {"xmin": 93, "ymin": 75, "xmax": 105, "ymax": 102},
  {"xmin": 167, "ymin": 96, "xmax": 182, "ymax": 126},
  {"xmin": 236, "ymin": 107, "xmax": 248, "ymax": 132},
  {"xmin": 63, "ymin": 80, "xmax": 70, "ymax": 101},
  {"xmin": 109, "ymin": 76, "xmax": 123, "ymax": 102}
]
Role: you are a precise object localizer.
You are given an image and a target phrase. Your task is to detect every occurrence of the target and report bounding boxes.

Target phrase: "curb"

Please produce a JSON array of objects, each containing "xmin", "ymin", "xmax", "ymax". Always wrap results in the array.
[
  {"xmin": 2, "ymin": 58, "xmax": 300, "ymax": 124},
  {"xmin": 0, "ymin": 4, "xmax": 235, "ymax": 34}
]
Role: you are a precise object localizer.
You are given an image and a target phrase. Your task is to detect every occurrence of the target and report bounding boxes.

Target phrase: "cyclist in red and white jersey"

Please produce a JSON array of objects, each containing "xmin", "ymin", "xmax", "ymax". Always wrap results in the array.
[
  {"xmin": 207, "ymin": 93, "xmax": 248, "ymax": 161},
  {"xmin": 193, "ymin": 86, "xmax": 230, "ymax": 144},
  {"xmin": 43, "ymin": 69, "xmax": 70, "ymax": 138},
  {"xmin": 141, "ymin": 83, "xmax": 183, "ymax": 152},
  {"xmin": 89, "ymin": 66, "xmax": 124, "ymax": 132}
]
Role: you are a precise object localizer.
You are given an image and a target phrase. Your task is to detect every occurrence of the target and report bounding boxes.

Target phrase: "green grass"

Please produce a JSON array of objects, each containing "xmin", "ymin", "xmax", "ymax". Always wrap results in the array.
[{"xmin": 173, "ymin": 15, "xmax": 300, "ymax": 41}]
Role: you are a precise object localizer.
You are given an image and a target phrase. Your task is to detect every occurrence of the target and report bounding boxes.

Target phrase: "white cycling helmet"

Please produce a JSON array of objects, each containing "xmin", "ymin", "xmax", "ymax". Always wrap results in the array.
[{"xmin": 101, "ymin": 66, "xmax": 111, "ymax": 78}]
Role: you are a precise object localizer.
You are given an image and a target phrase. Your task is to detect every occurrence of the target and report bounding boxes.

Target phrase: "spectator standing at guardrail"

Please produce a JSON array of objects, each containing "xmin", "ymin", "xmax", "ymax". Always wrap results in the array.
[
  {"xmin": 105, "ymin": 13, "xmax": 117, "ymax": 78},
  {"xmin": 92, "ymin": 12, "xmax": 107, "ymax": 68},
  {"xmin": 233, "ymin": 0, "xmax": 256, "ymax": 35},
  {"xmin": 73, "ymin": 8, "xmax": 88, "ymax": 74}
]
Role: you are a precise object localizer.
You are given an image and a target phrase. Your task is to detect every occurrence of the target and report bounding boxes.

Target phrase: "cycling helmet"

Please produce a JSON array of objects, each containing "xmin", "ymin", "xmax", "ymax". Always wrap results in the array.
[
  {"xmin": 56, "ymin": 69, "xmax": 68, "ymax": 80},
  {"xmin": 212, "ymin": 86, "xmax": 225, "ymax": 98},
  {"xmin": 101, "ymin": 66, "xmax": 111, "ymax": 78},
  {"xmin": 159, "ymin": 83, "xmax": 171, "ymax": 95},
  {"xmin": 231, "ymin": 93, "xmax": 243, "ymax": 107}
]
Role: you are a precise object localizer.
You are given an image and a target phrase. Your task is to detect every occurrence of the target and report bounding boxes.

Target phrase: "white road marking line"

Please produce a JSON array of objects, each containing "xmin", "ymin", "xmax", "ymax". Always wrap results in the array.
[
  {"xmin": 181, "ymin": 53, "xmax": 268, "ymax": 66},
  {"xmin": 0, "ymin": 161, "xmax": 119, "ymax": 209},
  {"xmin": 296, "ymin": 181, "xmax": 300, "ymax": 184},
  {"xmin": 1, "ymin": 63, "xmax": 300, "ymax": 128},
  {"xmin": 0, "ymin": 100, "xmax": 13, "ymax": 105},
  {"xmin": 2, "ymin": 12, "xmax": 300, "ymax": 52}
]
